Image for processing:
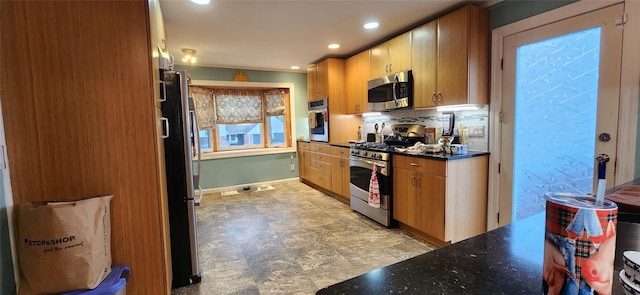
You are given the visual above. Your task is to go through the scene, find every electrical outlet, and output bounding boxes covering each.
[290,164,295,171]
[469,126,485,138]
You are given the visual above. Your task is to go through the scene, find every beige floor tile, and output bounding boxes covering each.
[171,180,436,295]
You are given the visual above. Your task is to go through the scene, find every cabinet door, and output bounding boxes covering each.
[388,32,412,74]
[393,168,417,227]
[369,42,389,78]
[331,155,345,197]
[345,55,358,114]
[417,172,446,240]
[345,51,370,114]
[436,6,470,106]
[341,156,350,197]
[307,65,318,100]
[411,21,438,109]
[299,148,309,180]
[316,59,329,99]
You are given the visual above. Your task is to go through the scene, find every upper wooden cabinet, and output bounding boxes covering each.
[307,58,344,106]
[412,5,489,108]
[345,50,370,114]
[370,32,412,78]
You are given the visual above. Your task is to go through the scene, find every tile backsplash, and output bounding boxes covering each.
[360,105,489,151]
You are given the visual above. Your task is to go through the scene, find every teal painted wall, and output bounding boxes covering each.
[174,65,307,189]
[0,170,16,294]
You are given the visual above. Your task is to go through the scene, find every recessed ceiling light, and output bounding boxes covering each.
[290,66,300,70]
[190,0,210,4]
[328,44,340,49]
[364,22,379,29]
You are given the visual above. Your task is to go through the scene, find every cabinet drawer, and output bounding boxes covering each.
[331,146,349,156]
[310,143,331,153]
[393,155,446,176]
[313,152,331,162]
[422,159,446,176]
[311,159,331,171]
[298,141,310,150]
[393,155,424,172]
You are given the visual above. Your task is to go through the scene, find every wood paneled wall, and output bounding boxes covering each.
[0,1,169,294]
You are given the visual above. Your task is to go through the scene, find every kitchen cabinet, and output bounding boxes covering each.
[308,58,344,103]
[149,0,168,56]
[393,155,488,244]
[370,32,412,79]
[297,141,311,181]
[330,146,350,199]
[412,5,489,108]
[1,1,170,293]
[309,142,332,191]
[345,50,370,114]
[307,58,357,143]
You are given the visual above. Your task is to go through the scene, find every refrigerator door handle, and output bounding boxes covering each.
[161,117,169,139]
[186,198,200,276]
[159,80,167,102]
[190,109,203,205]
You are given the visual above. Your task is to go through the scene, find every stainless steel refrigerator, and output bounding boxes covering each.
[159,69,202,288]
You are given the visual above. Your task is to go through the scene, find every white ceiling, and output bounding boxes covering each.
[160,0,489,73]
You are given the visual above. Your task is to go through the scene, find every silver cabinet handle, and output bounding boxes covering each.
[161,117,169,139]
[416,177,420,188]
[410,163,420,167]
[410,176,415,186]
[159,80,166,102]
[432,93,437,104]
[437,92,443,103]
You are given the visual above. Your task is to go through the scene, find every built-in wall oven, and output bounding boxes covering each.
[308,98,328,142]
[349,144,393,227]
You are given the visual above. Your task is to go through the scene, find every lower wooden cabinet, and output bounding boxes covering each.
[330,146,350,200]
[393,154,488,243]
[298,142,350,200]
[298,142,311,181]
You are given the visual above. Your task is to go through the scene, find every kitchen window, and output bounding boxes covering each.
[191,86,291,153]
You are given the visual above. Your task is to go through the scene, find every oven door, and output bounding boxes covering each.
[349,156,390,209]
[309,110,328,142]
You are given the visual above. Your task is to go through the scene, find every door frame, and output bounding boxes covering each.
[487,0,640,230]
[0,100,19,288]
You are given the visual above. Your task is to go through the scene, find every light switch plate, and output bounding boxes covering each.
[469,126,485,138]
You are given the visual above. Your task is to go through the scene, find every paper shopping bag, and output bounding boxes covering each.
[17,195,113,294]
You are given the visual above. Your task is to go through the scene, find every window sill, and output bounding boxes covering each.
[198,147,297,160]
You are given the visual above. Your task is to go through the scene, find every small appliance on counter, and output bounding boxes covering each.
[441,111,461,144]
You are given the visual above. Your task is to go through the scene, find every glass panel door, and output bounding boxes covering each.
[499,4,623,224]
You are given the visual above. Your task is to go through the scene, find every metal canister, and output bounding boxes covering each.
[542,193,618,295]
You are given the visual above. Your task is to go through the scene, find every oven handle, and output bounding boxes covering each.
[350,156,389,176]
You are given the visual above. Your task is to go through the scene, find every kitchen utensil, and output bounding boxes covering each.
[381,123,385,134]
[374,123,379,134]
[596,154,610,206]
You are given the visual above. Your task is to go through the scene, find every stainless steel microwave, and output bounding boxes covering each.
[367,70,412,112]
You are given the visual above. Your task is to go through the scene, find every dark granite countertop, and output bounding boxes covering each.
[391,150,489,161]
[317,213,638,294]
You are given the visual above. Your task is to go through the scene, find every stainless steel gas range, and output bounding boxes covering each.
[349,143,394,227]
[348,124,427,227]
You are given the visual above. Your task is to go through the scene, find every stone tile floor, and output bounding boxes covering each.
[171,180,436,295]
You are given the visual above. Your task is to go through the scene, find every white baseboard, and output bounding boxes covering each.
[196,177,299,195]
